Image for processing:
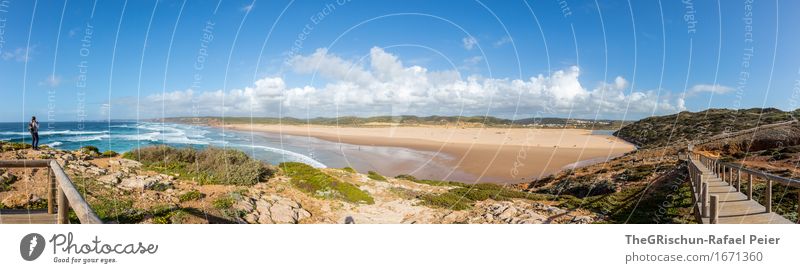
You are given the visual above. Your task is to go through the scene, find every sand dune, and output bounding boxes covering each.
[223,124,636,183]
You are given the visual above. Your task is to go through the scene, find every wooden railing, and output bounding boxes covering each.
[690,153,800,223]
[0,160,102,224]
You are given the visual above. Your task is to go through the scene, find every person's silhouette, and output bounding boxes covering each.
[29,116,39,150]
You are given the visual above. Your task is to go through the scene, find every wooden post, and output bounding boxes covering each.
[710,195,719,224]
[695,168,701,202]
[736,169,741,192]
[723,166,728,182]
[702,182,709,218]
[747,173,753,200]
[57,186,69,224]
[47,167,56,214]
[765,179,772,213]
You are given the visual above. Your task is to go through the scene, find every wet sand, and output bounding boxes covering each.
[222,124,636,183]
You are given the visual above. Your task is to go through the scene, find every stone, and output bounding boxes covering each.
[86,166,107,176]
[244,213,258,224]
[29,194,42,203]
[571,216,593,224]
[255,199,271,216]
[297,209,311,221]
[269,201,297,224]
[257,214,273,224]
[497,206,518,220]
[1,173,17,184]
[119,176,155,191]
[235,199,255,213]
[111,159,142,169]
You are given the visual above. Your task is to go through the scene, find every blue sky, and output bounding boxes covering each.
[0,0,798,122]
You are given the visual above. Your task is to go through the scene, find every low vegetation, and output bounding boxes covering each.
[342,167,356,173]
[615,108,799,148]
[212,195,235,209]
[395,174,467,187]
[420,182,553,210]
[279,162,374,204]
[101,150,119,158]
[367,171,386,181]
[179,190,204,202]
[0,141,32,151]
[123,145,273,186]
[80,145,100,154]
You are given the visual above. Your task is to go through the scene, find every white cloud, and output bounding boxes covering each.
[494,36,513,47]
[462,36,478,50]
[241,3,254,12]
[40,75,61,87]
[688,84,734,95]
[135,47,684,119]
[1,46,35,62]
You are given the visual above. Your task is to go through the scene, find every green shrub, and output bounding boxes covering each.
[102,150,119,158]
[395,174,417,181]
[616,165,654,182]
[179,190,204,202]
[419,192,473,210]
[367,171,386,181]
[125,145,273,185]
[280,162,374,204]
[88,196,144,223]
[396,175,468,187]
[419,183,552,210]
[80,145,100,154]
[0,173,17,192]
[1,142,32,151]
[212,195,235,209]
[342,167,356,173]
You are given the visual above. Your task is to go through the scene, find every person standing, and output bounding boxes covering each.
[29,116,39,150]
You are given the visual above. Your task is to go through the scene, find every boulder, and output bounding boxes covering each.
[1,172,17,184]
[269,202,296,224]
[497,206,518,220]
[244,213,258,224]
[97,172,124,184]
[110,159,142,169]
[119,176,155,191]
[297,209,311,222]
[255,199,271,216]
[86,166,108,176]
[235,199,255,213]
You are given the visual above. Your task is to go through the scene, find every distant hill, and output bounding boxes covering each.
[613,108,799,148]
[161,115,629,130]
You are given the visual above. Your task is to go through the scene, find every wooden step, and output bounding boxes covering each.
[0,210,58,224]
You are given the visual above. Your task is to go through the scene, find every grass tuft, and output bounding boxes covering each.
[124,145,273,186]
[280,162,374,204]
[367,171,386,181]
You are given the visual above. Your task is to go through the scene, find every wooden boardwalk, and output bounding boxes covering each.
[0,209,58,224]
[688,156,793,224]
[0,160,102,224]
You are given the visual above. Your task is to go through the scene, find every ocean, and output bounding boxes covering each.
[0,121,325,167]
[0,121,464,181]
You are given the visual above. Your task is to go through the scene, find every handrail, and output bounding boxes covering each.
[0,159,102,224]
[689,150,800,223]
[695,153,800,187]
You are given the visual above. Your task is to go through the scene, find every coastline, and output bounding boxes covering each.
[217,123,636,183]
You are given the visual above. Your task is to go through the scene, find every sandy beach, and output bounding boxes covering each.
[221,124,636,183]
